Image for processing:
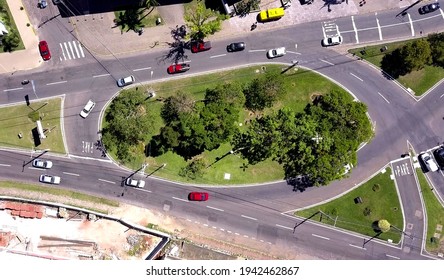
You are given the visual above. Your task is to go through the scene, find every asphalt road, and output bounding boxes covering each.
[1,6,444,259]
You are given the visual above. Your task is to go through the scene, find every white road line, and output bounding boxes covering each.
[276,224,293,230]
[241,215,257,221]
[212,226,217,229]
[186,219,192,222]
[312,234,330,240]
[377,92,390,103]
[3,87,23,92]
[260,240,264,242]
[73,41,80,58]
[375,13,383,41]
[350,73,363,81]
[321,24,327,38]
[441,8,444,19]
[440,93,444,98]
[227,230,232,233]
[336,25,341,37]
[46,81,67,86]
[319,59,334,66]
[235,232,240,235]
[349,243,366,250]
[286,51,301,55]
[243,235,249,238]
[60,43,67,60]
[78,42,85,57]
[64,42,71,60]
[408,13,414,37]
[386,254,400,259]
[220,228,225,231]
[93,73,111,78]
[0,164,11,167]
[133,67,152,72]
[172,197,188,202]
[206,205,224,212]
[98,179,115,184]
[248,49,266,52]
[63,172,79,176]
[210,54,226,58]
[351,15,359,44]
[203,224,208,227]
[68,41,75,59]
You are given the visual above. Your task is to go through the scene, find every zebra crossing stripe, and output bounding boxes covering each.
[73,41,80,58]
[60,43,67,60]
[68,41,75,59]
[64,42,71,59]
[78,42,85,58]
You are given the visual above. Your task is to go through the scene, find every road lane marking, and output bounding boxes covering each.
[46,81,67,86]
[440,93,444,98]
[243,235,249,238]
[349,243,367,250]
[350,73,363,81]
[133,67,152,72]
[286,51,301,55]
[78,42,85,58]
[93,73,111,78]
[172,197,188,202]
[377,92,390,103]
[206,205,224,212]
[3,87,23,92]
[248,49,266,52]
[241,215,258,221]
[408,13,414,37]
[210,54,226,58]
[73,41,80,58]
[0,164,11,167]
[351,15,359,44]
[220,228,225,231]
[203,224,208,227]
[276,224,293,230]
[386,254,400,259]
[375,13,383,41]
[64,42,71,60]
[98,179,115,184]
[63,172,79,176]
[320,59,334,66]
[312,234,330,240]
[60,43,67,60]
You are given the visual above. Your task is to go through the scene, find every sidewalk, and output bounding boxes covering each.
[0,0,418,73]
[0,0,41,74]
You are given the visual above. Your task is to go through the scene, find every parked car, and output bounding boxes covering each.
[258,7,285,22]
[191,40,212,53]
[433,147,444,168]
[39,174,61,185]
[117,75,135,87]
[188,192,209,201]
[227,42,246,52]
[418,2,440,14]
[322,35,343,47]
[32,159,53,169]
[80,100,96,118]
[167,63,190,74]
[38,40,51,61]
[125,178,145,188]
[420,152,438,172]
[267,47,286,59]
[38,0,47,9]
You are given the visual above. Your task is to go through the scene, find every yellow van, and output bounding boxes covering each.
[258,7,285,22]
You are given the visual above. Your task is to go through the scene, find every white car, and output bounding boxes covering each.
[80,100,96,118]
[420,152,438,172]
[39,174,61,185]
[322,35,343,47]
[117,75,135,87]
[125,178,145,188]
[267,47,286,59]
[32,159,53,169]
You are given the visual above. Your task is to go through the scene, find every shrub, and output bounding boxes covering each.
[372,184,380,192]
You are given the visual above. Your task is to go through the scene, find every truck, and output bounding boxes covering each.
[191,40,212,53]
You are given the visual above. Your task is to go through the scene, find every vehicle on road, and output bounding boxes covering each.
[167,63,191,74]
[125,178,145,188]
[191,40,212,53]
[420,152,439,172]
[433,147,444,168]
[267,47,286,58]
[39,174,61,185]
[258,7,285,22]
[188,192,209,201]
[322,35,343,47]
[32,159,53,169]
[117,75,135,87]
[227,42,246,52]
[80,100,96,118]
[38,40,51,61]
[418,2,440,14]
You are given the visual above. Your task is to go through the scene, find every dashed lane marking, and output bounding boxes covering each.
[172,197,188,202]
[206,206,224,212]
[98,179,115,184]
[241,215,257,221]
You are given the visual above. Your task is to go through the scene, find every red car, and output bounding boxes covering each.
[191,40,212,53]
[38,40,51,61]
[167,63,191,74]
[188,192,209,201]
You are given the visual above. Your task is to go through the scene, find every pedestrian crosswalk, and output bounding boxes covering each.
[322,20,340,39]
[59,40,86,61]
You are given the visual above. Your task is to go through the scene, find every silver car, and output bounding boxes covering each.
[125,178,145,188]
[267,47,286,59]
[322,35,343,47]
[39,174,61,185]
[80,100,96,118]
[117,75,135,87]
[32,159,53,169]
[420,152,438,172]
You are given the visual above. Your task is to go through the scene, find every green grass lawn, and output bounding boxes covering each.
[103,64,348,185]
[0,0,25,53]
[416,170,444,254]
[0,98,65,153]
[294,167,403,243]
[349,40,444,96]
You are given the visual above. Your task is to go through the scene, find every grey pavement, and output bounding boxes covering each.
[0,0,421,72]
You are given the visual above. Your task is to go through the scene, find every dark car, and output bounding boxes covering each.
[188,192,209,201]
[227,42,246,52]
[434,147,444,168]
[38,40,51,61]
[419,2,440,14]
[167,63,191,74]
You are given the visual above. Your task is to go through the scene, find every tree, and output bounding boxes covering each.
[244,71,285,111]
[161,91,195,123]
[2,32,20,52]
[378,219,391,233]
[427,33,444,67]
[235,0,261,17]
[184,0,225,40]
[399,39,432,73]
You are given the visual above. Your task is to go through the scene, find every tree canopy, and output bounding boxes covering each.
[184,0,225,40]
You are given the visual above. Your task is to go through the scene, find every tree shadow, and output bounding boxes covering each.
[380,48,407,79]
[287,175,314,192]
[158,25,190,64]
